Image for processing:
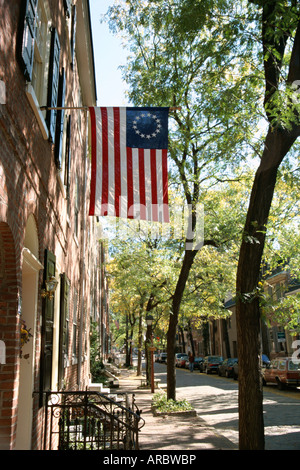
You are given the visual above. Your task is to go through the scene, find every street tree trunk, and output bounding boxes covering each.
[167,249,197,400]
[236,128,300,449]
[236,8,300,449]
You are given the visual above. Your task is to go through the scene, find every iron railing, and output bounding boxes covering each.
[42,390,145,450]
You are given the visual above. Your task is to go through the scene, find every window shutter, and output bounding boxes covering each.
[19,0,38,81]
[54,68,66,168]
[46,28,61,143]
[40,249,56,397]
[70,5,77,70]
[58,273,69,389]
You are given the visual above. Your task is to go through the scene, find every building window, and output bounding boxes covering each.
[72,322,77,359]
[31,1,50,109]
[72,288,78,362]
[19,0,61,141]
[75,174,79,237]
[57,112,72,198]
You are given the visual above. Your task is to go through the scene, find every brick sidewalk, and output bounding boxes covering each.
[117,371,238,451]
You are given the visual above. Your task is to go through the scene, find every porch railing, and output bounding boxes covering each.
[42,390,145,450]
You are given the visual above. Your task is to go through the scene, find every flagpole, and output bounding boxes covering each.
[40,106,182,111]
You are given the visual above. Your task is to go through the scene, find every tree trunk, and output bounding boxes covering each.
[222,318,231,358]
[137,307,143,376]
[167,249,197,400]
[236,127,300,450]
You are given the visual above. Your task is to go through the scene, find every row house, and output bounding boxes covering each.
[201,269,299,360]
[0,0,109,450]
[178,269,299,361]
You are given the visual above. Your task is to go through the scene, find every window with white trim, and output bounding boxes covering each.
[31,1,50,109]
[19,0,61,141]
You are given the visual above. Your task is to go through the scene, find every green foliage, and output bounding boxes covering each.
[104,0,300,343]
[152,390,193,412]
[90,322,106,382]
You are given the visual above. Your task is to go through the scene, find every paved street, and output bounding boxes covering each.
[153,361,300,450]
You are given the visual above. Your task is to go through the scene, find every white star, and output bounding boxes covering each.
[132,112,163,140]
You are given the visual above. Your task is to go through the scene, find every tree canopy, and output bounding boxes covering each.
[104,0,300,450]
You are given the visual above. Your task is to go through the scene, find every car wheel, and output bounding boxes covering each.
[276,378,286,390]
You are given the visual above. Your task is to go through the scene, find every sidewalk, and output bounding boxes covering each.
[117,369,238,451]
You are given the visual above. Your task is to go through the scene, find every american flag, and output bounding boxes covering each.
[88,107,170,223]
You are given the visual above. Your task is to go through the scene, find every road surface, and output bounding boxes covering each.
[152,361,300,450]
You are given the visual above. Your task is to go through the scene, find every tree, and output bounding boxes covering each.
[236,1,300,449]
[106,2,300,448]
[106,0,261,401]
[108,228,175,375]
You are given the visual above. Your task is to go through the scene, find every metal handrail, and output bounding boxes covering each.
[42,390,145,450]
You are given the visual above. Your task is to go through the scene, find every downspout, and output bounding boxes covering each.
[78,108,88,388]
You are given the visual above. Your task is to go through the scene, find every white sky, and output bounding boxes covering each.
[90,0,131,106]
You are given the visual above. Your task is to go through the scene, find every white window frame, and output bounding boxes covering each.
[57,113,69,196]
[25,0,51,139]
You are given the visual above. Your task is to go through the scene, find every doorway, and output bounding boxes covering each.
[15,216,42,449]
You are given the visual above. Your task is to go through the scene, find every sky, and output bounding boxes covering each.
[89,1,130,106]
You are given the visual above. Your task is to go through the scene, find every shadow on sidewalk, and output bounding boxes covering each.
[117,370,237,451]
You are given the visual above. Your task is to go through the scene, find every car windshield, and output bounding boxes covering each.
[288,360,300,371]
[208,356,222,361]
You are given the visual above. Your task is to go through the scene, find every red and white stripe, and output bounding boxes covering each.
[89,107,169,222]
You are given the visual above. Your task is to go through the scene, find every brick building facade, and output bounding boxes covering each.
[0,0,108,450]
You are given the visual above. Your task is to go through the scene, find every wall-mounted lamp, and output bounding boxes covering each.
[41,276,58,300]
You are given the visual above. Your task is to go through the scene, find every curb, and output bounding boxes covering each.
[151,406,197,417]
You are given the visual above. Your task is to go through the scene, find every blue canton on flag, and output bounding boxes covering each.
[89,106,170,223]
[126,107,169,149]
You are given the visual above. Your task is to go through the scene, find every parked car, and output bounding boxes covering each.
[233,361,239,380]
[184,356,204,370]
[178,354,189,368]
[218,358,238,378]
[202,356,223,374]
[233,355,270,380]
[194,357,204,370]
[158,352,167,363]
[262,357,300,390]
[175,353,188,367]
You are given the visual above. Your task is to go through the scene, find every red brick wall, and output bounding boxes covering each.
[0,0,96,450]
[0,223,19,450]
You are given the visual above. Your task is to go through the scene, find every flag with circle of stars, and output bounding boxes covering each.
[89,106,170,223]
[126,107,169,149]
